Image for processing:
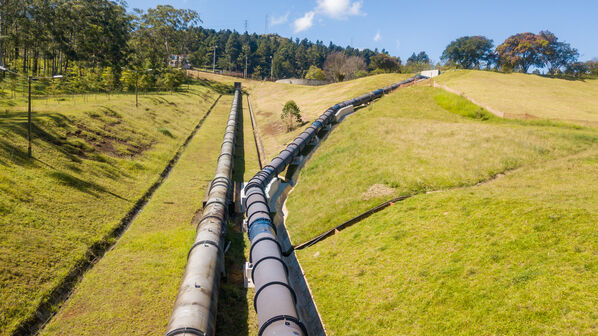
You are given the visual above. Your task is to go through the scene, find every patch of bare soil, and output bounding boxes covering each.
[362,184,395,200]
[262,121,284,136]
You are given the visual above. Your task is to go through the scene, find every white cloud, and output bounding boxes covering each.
[316,0,363,19]
[374,31,381,42]
[292,0,363,33]
[293,11,315,33]
[270,12,289,26]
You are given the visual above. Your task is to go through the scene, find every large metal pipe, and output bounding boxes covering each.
[245,76,421,336]
[166,84,242,336]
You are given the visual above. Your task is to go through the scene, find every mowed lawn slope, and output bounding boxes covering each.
[298,149,598,335]
[285,86,598,244]
[189,71,411,158]
[41,96,233,335]
[286,85,598,334]
[435,70,598,123]
[0,83,227,335]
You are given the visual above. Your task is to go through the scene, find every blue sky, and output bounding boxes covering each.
[125,0,598,63]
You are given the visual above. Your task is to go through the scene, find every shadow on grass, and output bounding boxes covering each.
[193,78,235,95]
[49,171,130,201]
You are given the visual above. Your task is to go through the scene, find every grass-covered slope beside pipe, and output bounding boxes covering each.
[243,76,422,336]
[165,86,241,336]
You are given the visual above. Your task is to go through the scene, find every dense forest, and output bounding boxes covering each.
[0,0,596,97]
[0,0,402,94]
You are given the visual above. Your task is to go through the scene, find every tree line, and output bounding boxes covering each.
[0,0,595,95]
[441,32,597,76]
[0,1,404,93]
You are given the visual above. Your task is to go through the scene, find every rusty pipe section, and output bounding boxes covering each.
[166,84,242,336]
[244,76,422,336]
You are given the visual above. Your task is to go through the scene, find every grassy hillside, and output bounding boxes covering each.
[285,86,598,244]
[435,70,598,124]
[297,149,598,335]
[41,96,237,335]
[0,83,228,335]
[189,71,411,159]
[283,85,598,334]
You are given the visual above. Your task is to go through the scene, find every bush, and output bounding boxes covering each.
[305,65,326,81]
[281,100,303,131]
[354,70,369,79]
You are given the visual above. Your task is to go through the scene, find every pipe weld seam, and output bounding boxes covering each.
[218,152,233,161]
[248,217,277,232]
[257,315,308,336]
[165,327,206,336]
[247,210,271,224]
[253,281,297,314]
[249,237,282,263]
[187,240,223,259]
[205,199,227,208]
[197,215,224,230]
[251,256,289,282]
[246,199,270,214]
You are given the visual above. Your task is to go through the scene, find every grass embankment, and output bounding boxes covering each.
[0,82,228,335]
[189,70,411,159]
[435,70,598,124]
[286,86,598,244]
[284,86,598,334]
[41,96,234,335]
[298,151,598,335]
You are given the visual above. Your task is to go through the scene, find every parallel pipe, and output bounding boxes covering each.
[244,76,422,336]
[166,84,242,336]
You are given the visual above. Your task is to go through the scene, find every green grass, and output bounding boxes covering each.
[283,84,598,335]
[190,71,412,159]
[435,70,598,124]
[285,86,598,245]
[0,81,226,335]
[40,96,233,335]
[297,149,598,335]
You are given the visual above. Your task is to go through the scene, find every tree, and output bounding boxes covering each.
[565,62,588,78]
[536,31,579,74]
[441,36,494,69]
[341,56,367,80]
[405,51,431,72]
[496,32,546,73]
[586,58,598,77]
[369,53,401,73]
[305,65,326,80]
[281,100,303,131]
[323,52,347,82]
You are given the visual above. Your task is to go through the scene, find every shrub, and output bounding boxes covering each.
[281,100,303,131]
[305,65,326,81]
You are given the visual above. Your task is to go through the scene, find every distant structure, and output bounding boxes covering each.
[421,69,440,78]
[275,78,330,86]
[169,54,191,69]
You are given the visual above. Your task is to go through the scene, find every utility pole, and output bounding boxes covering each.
[270,55,273,80]
[212,46,217,73]
[245,54,248,78]
[135,75,139,108]
[0,66,62,158]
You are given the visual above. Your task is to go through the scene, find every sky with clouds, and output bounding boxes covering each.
[126,0,598,62]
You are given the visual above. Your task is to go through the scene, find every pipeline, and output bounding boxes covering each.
[244,75,424,336]
[165,83,242,336]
